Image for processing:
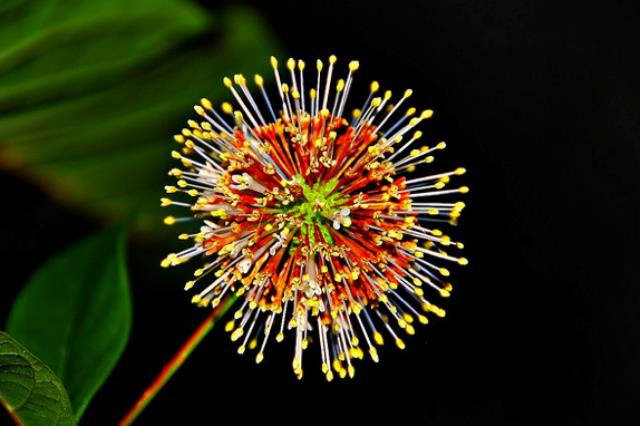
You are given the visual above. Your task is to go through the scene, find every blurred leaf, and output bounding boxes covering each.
[0,4,282,233]
[0,331,76,426]
[6,228,131,420]
[0,0,210,112]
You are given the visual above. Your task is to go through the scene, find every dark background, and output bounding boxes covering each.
[2,0,638,424]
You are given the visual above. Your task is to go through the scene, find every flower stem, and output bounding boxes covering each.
[117,295,236,426]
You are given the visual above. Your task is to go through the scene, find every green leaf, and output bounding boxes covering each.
[0,331,76,426]
[0,0,210,112]
[6,228,131,420]
[0,4,282,233]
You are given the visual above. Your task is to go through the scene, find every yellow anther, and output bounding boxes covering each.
[384,90,392,100]
[276,332,284,342]
[439,267,450,277]
[459,186,470,193]
[223,77,232,88]
[425,156,434,163]
[191,294,201,304]
[352,108,361,119]
[370,81,380,93]
[249,339,258,350]
[221,102,233,114]
[224,321,235,332]
[254,74,264,87]
[407,165,416,172]
[421,109,434,119]
[418,315,429,325]
[160,198,172,207]
[440,289,451,298]
[237,345,245,355]
[316,59,323,71]
[349,60,360,72]
[455,167,467,175]
[406,107,416,116]
[163,216,176,226]
[437,141,447,150]
[298,59,305,70]
[201,98,212,109]
[406,324,416,335]
[404,89,413,98]
[369,347,380,363]
[373,331,384,346]
[396,338,406,350]
[371,97,382,107]
[458,257,469,265]
[231,328,244,341]
[255,352,264,364]
[409,117,420,126]
[234,74,246,85]
[287,57,296,70]
[348,365,355,378]
[173,134,185,143]
[184,280,195,290]
[336,79,345,92]
[329,54,337,64]
[270,56,278,68]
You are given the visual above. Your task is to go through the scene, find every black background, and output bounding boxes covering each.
[1,0,638,425]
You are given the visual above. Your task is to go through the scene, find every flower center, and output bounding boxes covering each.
[286,175,348,246]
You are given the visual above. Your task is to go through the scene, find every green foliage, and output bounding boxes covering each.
[0,331,76,426]
[0,2,282,233]
[6,228,131,420]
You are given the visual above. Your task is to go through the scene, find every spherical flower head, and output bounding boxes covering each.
[162,56,468,380]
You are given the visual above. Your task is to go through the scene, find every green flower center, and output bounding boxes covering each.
[287,175,348,246]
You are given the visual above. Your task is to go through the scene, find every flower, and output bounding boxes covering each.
[161,56,468,380]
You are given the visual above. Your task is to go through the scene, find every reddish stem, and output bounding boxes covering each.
[117,296,236,426]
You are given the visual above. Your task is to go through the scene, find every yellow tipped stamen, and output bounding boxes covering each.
[221,102,233,115]
[421,109,434,119]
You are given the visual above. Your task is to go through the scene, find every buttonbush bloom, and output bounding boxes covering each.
[162,56,468,380]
